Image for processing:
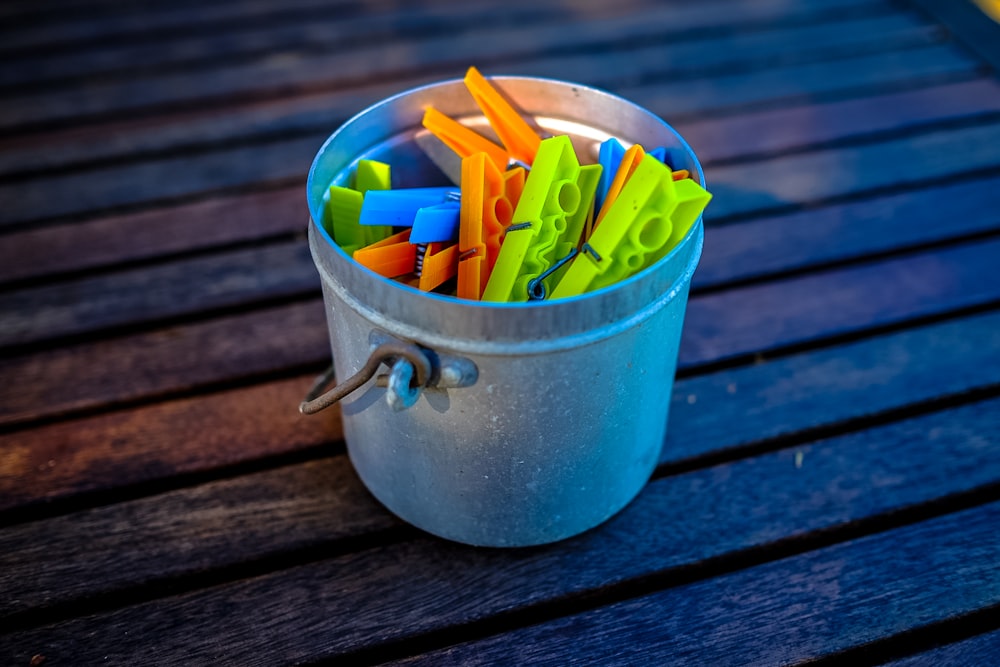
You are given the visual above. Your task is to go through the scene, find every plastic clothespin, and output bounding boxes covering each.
[417,242,460,292]
[358,187,457,228]
[646,147,691,180]
[482,135,600,302]
[411,201,461,243]
[457,153,526,300]
[595,138,626,214]
[326,186,366,255]
[464,66,541,165]
[422,106,509,174]
[594,143,645,231]
[353,229,416,278]
[551,157,711,299]
[355,160,393,245]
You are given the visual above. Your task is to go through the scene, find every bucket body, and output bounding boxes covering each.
[306,77,704,546]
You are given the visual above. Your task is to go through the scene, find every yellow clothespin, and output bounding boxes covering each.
[482,135,600,302]
[464,66,542,166]
[457,153,525,300]
[551,158,711,299]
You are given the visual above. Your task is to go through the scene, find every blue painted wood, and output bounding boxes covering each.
[3,399,999,663]
[388,501,1000,666]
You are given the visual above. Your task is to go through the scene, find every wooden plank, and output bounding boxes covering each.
[621,43,978,119]
[0,374,342,515]
[881,629,1000,666]
[0,185,306,286]
[0,300,329,427]
[0,0,463,53]
[0,0,673,88]
[2,400,998,662]
[0,135,319,227]
[0,241,319,349]
[3,238,999,428]
[0,7,918,96]
[387,502,1000,666]
[692,173,1000,288]
[0,6,954,134]
[682,236,1000,365]
[706,121,1000,220]
[680,77,1000,164]
[665,309,1000,465]
[3,305,997,519]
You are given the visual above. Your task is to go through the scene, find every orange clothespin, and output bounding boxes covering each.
[418,242,460,292]
[422,106,509,174]
[464,66,541,165]
[458,153,526,300]
[352,229,415,278]
[593,143,645,231]
[672,169,691,181]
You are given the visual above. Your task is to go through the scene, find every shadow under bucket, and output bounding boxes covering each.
[305,76,705,547]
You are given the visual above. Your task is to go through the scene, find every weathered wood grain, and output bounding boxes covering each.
[0,9,960,135]
[0,185,305,286]
[0,300,329,426]
[2,400,997,662]
[0,241,319,349]
[0,7,923,97]
[705,120,1000,220]
[693,173,1000,287]
[680,237,1000,366]
[665,308,1000,465]
[389,501,1000,666]
[0,374,341,513]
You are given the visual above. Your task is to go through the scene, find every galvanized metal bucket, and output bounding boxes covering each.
[304,76,705,547]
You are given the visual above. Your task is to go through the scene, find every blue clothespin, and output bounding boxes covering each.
[595,138,626,213]
[648,146,688,172]
[410,201,461,243]
[358,187,459,228]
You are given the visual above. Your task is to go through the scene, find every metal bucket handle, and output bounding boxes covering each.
[300,336,478,414]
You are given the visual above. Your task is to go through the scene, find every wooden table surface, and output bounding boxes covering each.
[2,0,1000,664]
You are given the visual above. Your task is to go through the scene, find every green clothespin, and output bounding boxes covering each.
[551,157,711,299]
[324,159,393,255]
[482,135,601,302]
[355,159,392,245]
